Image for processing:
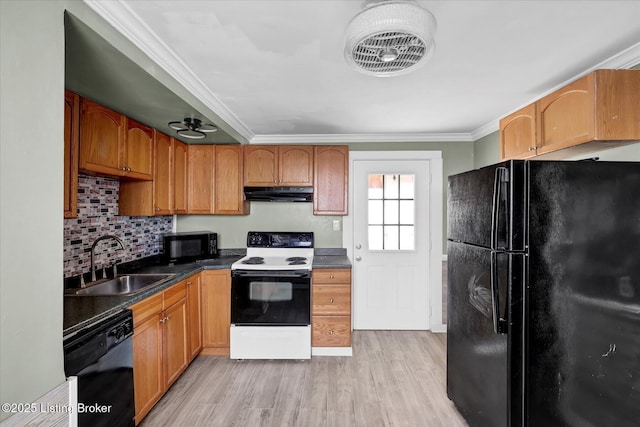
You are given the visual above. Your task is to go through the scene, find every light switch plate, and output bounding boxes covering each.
[332,220,341,231]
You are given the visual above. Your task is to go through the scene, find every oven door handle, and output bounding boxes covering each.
[231,270,311,278]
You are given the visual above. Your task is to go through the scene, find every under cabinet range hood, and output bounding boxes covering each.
[244,186,313,202]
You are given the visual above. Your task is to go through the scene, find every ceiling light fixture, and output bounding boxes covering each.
[344,0,437,77]
[168,117,218,140]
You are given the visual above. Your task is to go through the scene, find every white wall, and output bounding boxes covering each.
[0,1,66,420]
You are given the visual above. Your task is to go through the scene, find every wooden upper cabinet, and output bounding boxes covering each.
[79,98,153,180]
[279,145,313,186]
[153,132,173,215]
[499,103,537,160]
[243,145,278,185]
[187,144,215,214]
[537,69,640,157]
[500,69,640,160]
[64,90,79,219]
[244,145,313,186]
[215,145,249,215]
[79,98,125,176]
[314,145,348,215]
[124,119,154,180]
[173,141,188,214]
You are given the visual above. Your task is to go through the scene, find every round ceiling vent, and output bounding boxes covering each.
[344,1,437,77]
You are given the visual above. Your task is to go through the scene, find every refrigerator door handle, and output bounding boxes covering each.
[491,167,509,251]
[490,251,508,334]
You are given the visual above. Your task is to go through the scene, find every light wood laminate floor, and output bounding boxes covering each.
[141,331,467,427]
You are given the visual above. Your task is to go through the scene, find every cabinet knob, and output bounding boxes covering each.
[329,274,335,279]
[355,256,362,262]
[187,281,192,285]
[330,298,334,303]
[127,167,132,171]
[155,207,160,211]
[329,331,334,335]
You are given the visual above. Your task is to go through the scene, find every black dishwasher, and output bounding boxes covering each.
[64,309,135,427]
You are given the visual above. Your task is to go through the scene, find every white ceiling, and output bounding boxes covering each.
[86,0,640,144]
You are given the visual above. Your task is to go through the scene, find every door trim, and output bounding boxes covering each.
[344,151,444,332]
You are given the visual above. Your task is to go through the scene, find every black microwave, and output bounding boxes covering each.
[162,231,217,264]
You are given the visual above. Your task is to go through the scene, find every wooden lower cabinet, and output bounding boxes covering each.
[163,297,188,388]
[130,276,199,424]
[200,270,231,355]
[312,269,352,347]
[186,274,202,360]
[131,303,164,424]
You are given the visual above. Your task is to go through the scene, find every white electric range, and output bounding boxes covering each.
[230,231,313,360]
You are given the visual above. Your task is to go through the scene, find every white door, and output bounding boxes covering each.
[352,159,431,330]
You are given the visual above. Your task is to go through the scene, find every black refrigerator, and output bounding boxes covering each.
[446,160,640,427]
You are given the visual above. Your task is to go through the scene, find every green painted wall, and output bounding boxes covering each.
[176,141,475,252]
[0,1,66,420]
[474,132,500,168]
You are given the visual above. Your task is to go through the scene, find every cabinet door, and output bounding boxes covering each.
[536,73,595,156]
[124,119,154,180]
[163,298,189,389]
[186,275,202,361]
[243,145,278,186]
[499,103,537,160]
[215,145,249,215]
[187,144,215,214]
[79,99,125,176]
[173,140,188,214]
[64,90,79,219]
[132,313,164,424]
[313,145,349,215]
[154,132,173,215]
[279,145,313,186]
[201,270,230,354]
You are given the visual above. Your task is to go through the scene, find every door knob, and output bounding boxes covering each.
[355,256,362,261]
[355,244,362,250]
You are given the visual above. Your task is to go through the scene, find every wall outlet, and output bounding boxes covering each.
[332,220,341,231]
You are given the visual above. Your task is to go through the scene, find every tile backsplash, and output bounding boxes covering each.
[63,175,173,278]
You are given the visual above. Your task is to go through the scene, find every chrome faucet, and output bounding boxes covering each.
[90,235,125,282]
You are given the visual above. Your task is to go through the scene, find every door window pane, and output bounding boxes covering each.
[368,200,383,224]
[384,226,399,250]
[367,174,415,251]
[384,200,399,224]
[368,225,383,250]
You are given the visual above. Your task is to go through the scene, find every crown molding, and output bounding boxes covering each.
[250,132,474,144]
[83,0,255,143]
[82,1,640,146]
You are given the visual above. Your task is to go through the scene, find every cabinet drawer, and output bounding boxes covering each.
[312,269,351,284]
[130,293,163,327]
[163,281,187,309]
[312,285,351,315]
[312,316,351,347]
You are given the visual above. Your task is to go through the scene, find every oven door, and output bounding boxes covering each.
[231,270,311,326]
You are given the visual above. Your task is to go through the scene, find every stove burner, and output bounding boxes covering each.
[288,260,308,265]
[242,257,265,265]
[286,257,308,262]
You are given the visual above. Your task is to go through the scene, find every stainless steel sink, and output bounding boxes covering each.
[69,274,176,296]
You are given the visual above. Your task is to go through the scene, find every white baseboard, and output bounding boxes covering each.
[430,323,447,333]
[312,347,353,356]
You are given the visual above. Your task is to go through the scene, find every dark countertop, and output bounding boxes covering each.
[63,250,351,338]
[312,255,352,269]
[63,255,241,338]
